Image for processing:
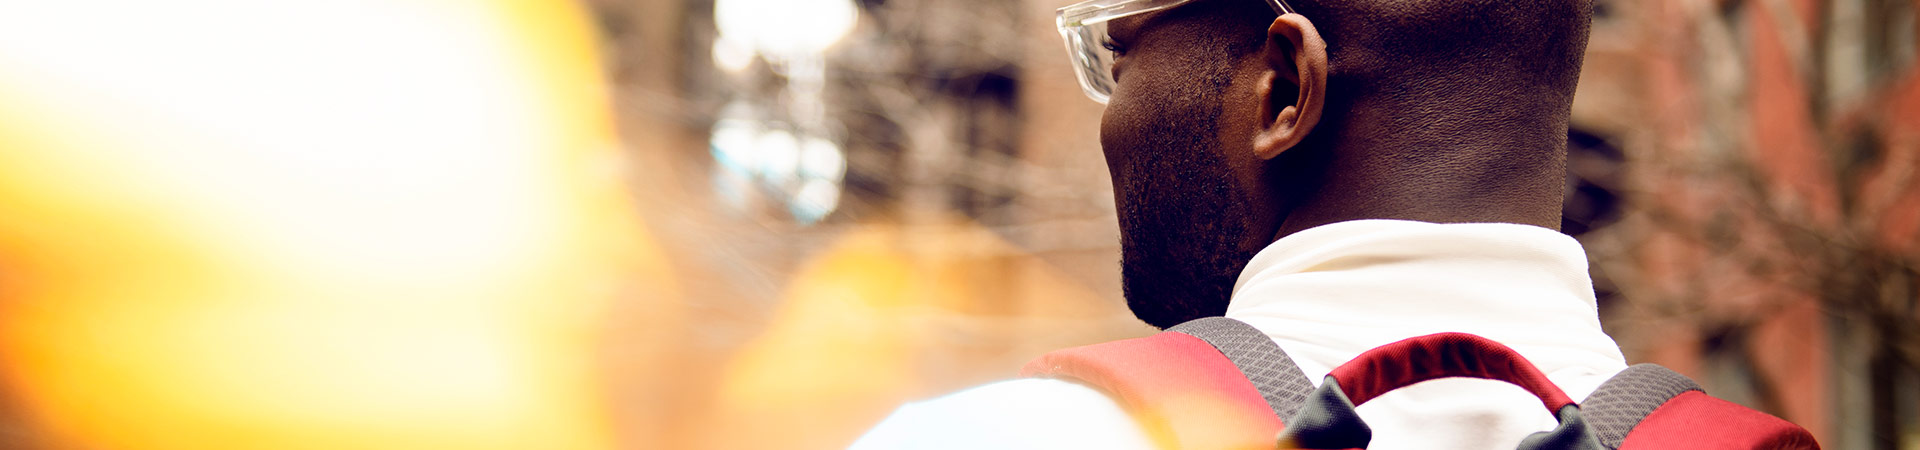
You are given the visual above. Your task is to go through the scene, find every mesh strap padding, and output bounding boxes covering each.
[1169,317,1315,421]
[1579,363,1702,448]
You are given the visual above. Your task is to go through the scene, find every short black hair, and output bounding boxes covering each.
[1293,0,1594,96]
[1204,0,1594,100]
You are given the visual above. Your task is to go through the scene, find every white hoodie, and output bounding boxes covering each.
[854,220,1628,450]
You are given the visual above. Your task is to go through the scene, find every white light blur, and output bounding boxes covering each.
[709,117,762,173]
[711,37,756,72]
[792,178,842,225]
[756,129,802,186]
[707,110,846,224]
[709,117,762,213]
[798,135,847,182]
[713,0,858,59]
[706,0,853,225]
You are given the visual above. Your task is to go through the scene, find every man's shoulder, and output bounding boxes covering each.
[850,378,1153,449]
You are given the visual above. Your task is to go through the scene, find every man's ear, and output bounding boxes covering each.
[1252,14,1327,160]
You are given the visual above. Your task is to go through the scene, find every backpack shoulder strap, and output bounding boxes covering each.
[1020,317,1313,449]
[1582,364,1819,449]
[1167,316,1318,420]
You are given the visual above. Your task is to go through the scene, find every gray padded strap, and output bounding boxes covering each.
[1168,317,1316,421]
[1579,363,1703,448]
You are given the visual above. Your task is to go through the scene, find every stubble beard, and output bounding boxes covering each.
[1113,86,1260,330]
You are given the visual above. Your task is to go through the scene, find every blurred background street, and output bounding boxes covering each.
[0,0,1916,449]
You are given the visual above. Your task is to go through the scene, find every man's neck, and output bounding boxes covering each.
[1273,91,1571,240]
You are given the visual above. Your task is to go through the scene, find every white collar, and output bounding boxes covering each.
[1225,219,1627,397]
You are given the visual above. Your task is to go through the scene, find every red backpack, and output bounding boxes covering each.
[1021,317,1820,449]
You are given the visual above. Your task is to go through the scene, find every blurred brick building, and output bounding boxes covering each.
[1570,0,1919,448]
[593,0,1920,448]
[1574,0,1920,446]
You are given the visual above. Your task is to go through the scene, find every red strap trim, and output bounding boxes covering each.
[1021,331,1283,449]
[1327,332,1575,412]
[1619,391,1820,449]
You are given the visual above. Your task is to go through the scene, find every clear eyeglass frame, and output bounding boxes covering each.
[1056,0,1296,104]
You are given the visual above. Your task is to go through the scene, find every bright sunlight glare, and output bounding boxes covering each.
[0,1,661,449]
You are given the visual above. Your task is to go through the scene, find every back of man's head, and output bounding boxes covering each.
[1094,0,1596,329]
[1295,0,1592,105]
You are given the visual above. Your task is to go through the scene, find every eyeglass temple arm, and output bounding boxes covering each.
[1266,0,1295,15]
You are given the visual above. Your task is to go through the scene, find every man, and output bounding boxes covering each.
[857,0,1621,448]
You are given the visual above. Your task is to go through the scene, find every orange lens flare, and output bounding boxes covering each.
[0,1,654,449]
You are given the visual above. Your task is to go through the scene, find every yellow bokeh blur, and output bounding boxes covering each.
[0,1,663,448]
[698,219,1142,448]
